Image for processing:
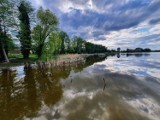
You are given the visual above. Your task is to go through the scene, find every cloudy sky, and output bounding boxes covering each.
[28,0,160,50]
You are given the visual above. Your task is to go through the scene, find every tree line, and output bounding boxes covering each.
[123,48,151,52]
[0,0,107,62]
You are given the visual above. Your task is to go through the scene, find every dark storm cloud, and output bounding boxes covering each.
[149,18,160,25]
[136,34,160,41]
[69,0,88,5]
[56,0,160,41]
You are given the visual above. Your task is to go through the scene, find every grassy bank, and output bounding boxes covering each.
[0,54,85,68]
[0,54,37,68]
[0,53,109,69]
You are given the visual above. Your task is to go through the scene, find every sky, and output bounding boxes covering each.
[28,0,160,50]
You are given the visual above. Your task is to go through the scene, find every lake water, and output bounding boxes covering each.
[0,53,160,120]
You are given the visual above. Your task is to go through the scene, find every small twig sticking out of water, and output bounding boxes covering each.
[103,84,106,91]
[103,78,105,83]
[103,78,107,91]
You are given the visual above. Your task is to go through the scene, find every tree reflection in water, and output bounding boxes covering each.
[0,55,106,120]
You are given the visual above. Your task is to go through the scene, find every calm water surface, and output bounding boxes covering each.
[0,53,160,120]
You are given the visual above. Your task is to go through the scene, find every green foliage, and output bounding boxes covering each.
[126,48,151,52]
[32,25,43,55]
[0,0,15,62]
[0,0,15,29]
[1,1,108,62]
[43,31,62,59]
[8,53,37,59]
[4,35,17,51]
[85,42,107,53]
[18,1,32,59]
[70,36,107,54]
[144,48,151,52]
[32,7,58,59]
[37,7,58,26]
[59,31,70,54]
[71,36,85,53]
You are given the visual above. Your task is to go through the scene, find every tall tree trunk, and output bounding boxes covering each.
[0,40,9,62]
[2,44,9,62]
[0,25,9,62]
[37,44,43,59]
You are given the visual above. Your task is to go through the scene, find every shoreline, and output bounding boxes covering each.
[1,52,158,69]
[0,53,107,69]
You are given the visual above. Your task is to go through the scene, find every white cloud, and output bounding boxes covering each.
[87,21,160,49]
[28,0,46,9]
[28,0,160,50]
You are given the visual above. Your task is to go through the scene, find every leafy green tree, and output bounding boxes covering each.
[144,48,151,52]
[32,7,58,59]
[71,36,85,54]
[135,48,143,52]
[59,31,70,54]
[2,34,17,54]
[43,31,61,59]
[0,0,15,62]
[85,42,93,53]
[18,1,33,59]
